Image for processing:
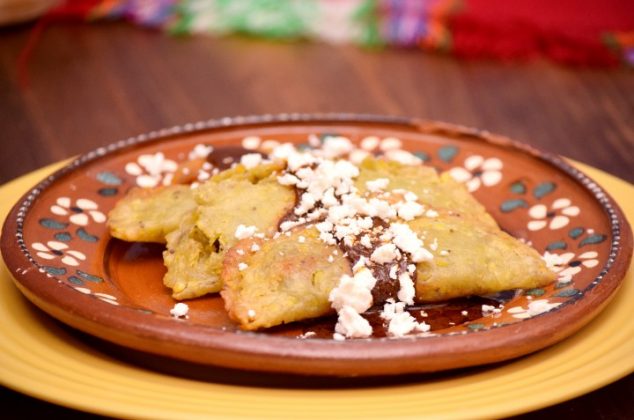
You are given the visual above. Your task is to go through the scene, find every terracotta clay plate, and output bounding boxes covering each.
[2,114,632,376]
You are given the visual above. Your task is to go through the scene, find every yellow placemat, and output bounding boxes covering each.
[0,160,632,419]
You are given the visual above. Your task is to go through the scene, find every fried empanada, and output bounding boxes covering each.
[163,213,225,299]
[221,227,351,330]
[408,214,556,301]
[107,185,196,243]
[355,158,497,227]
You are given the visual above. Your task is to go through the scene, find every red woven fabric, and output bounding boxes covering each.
[449,0,634,65]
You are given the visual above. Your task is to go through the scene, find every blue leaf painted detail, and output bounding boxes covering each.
[438,145,458,163]
[510,181,526,194]
[568,227,584,239]
[525,288,545,297]
[54,232,72,242]
[555,280,573,289]
[76,228,98,243]
[533,182,556,199]
[467,323,485,331]
[39,218,68,230]
[43,266,66,276]
[546,241,567,251]
[554,289,580,298]
[500,199,528,213]
[96,171,122,185]
[98,188,118,197]
[580,234,607,247]
[76,270,103,283]
[414,151,430,162]
[68,276,83,285]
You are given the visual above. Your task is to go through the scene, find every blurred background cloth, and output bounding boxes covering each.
[6,0,634,66]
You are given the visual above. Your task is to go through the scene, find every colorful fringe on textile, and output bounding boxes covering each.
[34,0,634,66]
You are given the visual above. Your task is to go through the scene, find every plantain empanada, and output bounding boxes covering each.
[163,212,225,299]
[221,227,351,330]
[107,185,196,243]
[409,213,556,301]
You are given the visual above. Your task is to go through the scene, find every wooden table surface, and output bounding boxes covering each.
[1,21,632,419]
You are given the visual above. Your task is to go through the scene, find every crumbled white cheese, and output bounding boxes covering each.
[250,243,260,252]
[482,304,501,315]
[379,137,402,151]
[260,139,280,152]
[389,265,398,280]
[236,249,244,256]
[299,331,316,339]
[298,235,306,243]
[247,309,256,319]
[389,223,433,262]
[371,243,400,264]
[321,136,354,158]
[238,263,248,271]
[240,153,262,169]
[188,144,213,160]
[360,235,373,248]
[333,332,346,341]
[170,302,189,318]
[397,272,416,305]
[329,269,377,313]
[277,173,300,186]
[366,178,390,192]
[235,224,257,240]
[384,149,421,165]
[334,306,373,338]
[349,149,370,164]
[425,209,439,218]
[360,136,380,151]
[397,201,424,221]
[241,136,261,150]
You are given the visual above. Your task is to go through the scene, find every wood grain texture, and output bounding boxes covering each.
[0,21,632,418]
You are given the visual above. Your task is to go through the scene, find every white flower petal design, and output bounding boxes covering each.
[526,198,579,231]
[50,197,106,226]
[76,199,98,210]
[529,204,548,219]
[448,167,472,183]
[62,256,79,266]
[464,155,484,171]
[579,251,598,259]
[481,170,502,187]
[50,205,68,216]
[582,260,599,268]
[481,158,503,171]
[66,250,86,260]
[32,242,49,252]
[89,211,107,223]
[36,252,56,260]
[528,220,548,231]
[562,206,580,217]
[449,156,503,192]
[551,198,571,210]
[465,178,481,192]
[549,215,569,230]
[125,162,143,176]
[70,213,89,226]
[47,241,68,251]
